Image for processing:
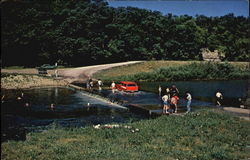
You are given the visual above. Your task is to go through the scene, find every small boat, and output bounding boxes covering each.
[115,81,139,92]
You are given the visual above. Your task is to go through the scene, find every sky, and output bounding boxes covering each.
[107,0,249,17]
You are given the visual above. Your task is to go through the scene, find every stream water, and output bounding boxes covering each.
[1,79,248,142]
[138,80,249,106]
[1,87,145,142]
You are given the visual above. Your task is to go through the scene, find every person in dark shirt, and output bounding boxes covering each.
[170,85,179,98]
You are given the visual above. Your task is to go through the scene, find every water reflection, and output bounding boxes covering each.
[138,80,248,106]
[1,79,247,141]
[1,87,145,142]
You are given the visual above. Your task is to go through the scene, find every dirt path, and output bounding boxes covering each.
[222,107,250,121]
[56,61,142,83]
[2,61,142,83]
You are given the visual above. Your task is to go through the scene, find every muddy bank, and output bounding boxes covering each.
[1,74,68,90]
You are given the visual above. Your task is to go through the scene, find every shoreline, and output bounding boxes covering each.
[2,109,249,160]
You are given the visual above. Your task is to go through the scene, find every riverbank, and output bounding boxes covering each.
[94,61,249,81]
[1,74,68,89]
[1,109,249,160]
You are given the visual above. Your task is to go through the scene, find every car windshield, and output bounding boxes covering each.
[127,84,136,87]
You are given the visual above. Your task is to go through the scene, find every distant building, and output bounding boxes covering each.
[201,48,222,62]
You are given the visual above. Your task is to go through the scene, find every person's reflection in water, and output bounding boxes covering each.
[50,103,55,111]
[87,102,90,111]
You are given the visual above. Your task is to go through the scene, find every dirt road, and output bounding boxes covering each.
[222,107,250,121]
[58,61,142,83]
[2,61,142,83]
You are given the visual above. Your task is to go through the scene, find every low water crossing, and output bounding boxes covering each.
[1,79,248,141]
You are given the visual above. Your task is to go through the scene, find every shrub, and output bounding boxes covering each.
[114,62,249,81]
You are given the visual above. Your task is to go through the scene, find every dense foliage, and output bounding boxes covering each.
[2,110,249,160]
[1,0,249,67]
[104,62,250,81]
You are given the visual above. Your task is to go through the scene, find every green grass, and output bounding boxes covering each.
[1,109,250,160]
[94,61,195,80]
[94,61,249,82]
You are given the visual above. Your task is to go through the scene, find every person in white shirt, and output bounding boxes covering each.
[216,91,223,106]
[186,92,192,113]
[162,94,170,114]
[158,86,162,96]
[97,79,103,90]
[111,81,116,93]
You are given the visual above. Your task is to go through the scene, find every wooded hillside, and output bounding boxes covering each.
[1,0,249,67]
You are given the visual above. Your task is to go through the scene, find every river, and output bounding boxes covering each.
[1,79,248,142]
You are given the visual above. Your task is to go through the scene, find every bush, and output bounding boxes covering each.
[113,62,249,81]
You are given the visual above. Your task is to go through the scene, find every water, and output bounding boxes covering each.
[90,80,248,108]
[95,90,213,110]
[1,80,248,141]
[138,80,248,106]
[1,87,145,142]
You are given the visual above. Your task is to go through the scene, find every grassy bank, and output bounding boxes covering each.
[1,73,68,89]
[94,61,194,79]
[94,61,249,81]
[1,110,249,160]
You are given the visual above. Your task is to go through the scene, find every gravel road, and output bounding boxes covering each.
[2,61,143,83]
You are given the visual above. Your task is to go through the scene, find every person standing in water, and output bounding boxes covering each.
[50,103,55,111]
[171,94,179,113]
[170,85,179,97]
[111,81,116,93]
[186,92,192,113]
[158,85,162,96]
[166,87,171,99]
[216,91,223,106]
[162,94,170,114]
[86,77,92,90]
[89,79,94,89]
[238,98,245,109]
[97,79,103,90]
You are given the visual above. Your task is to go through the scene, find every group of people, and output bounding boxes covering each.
[86,78,119,93]
[160,85,192,114]
[161,86,238,114]
[86,78,103,91]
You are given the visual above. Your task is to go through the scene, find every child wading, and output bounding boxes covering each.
[162,94,170,114]
[171,94,179,113]
[186,92,192,113]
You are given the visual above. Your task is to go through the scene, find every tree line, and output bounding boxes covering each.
[1,0,249,67]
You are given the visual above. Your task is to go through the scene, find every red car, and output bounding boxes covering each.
[115,81,139,92]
